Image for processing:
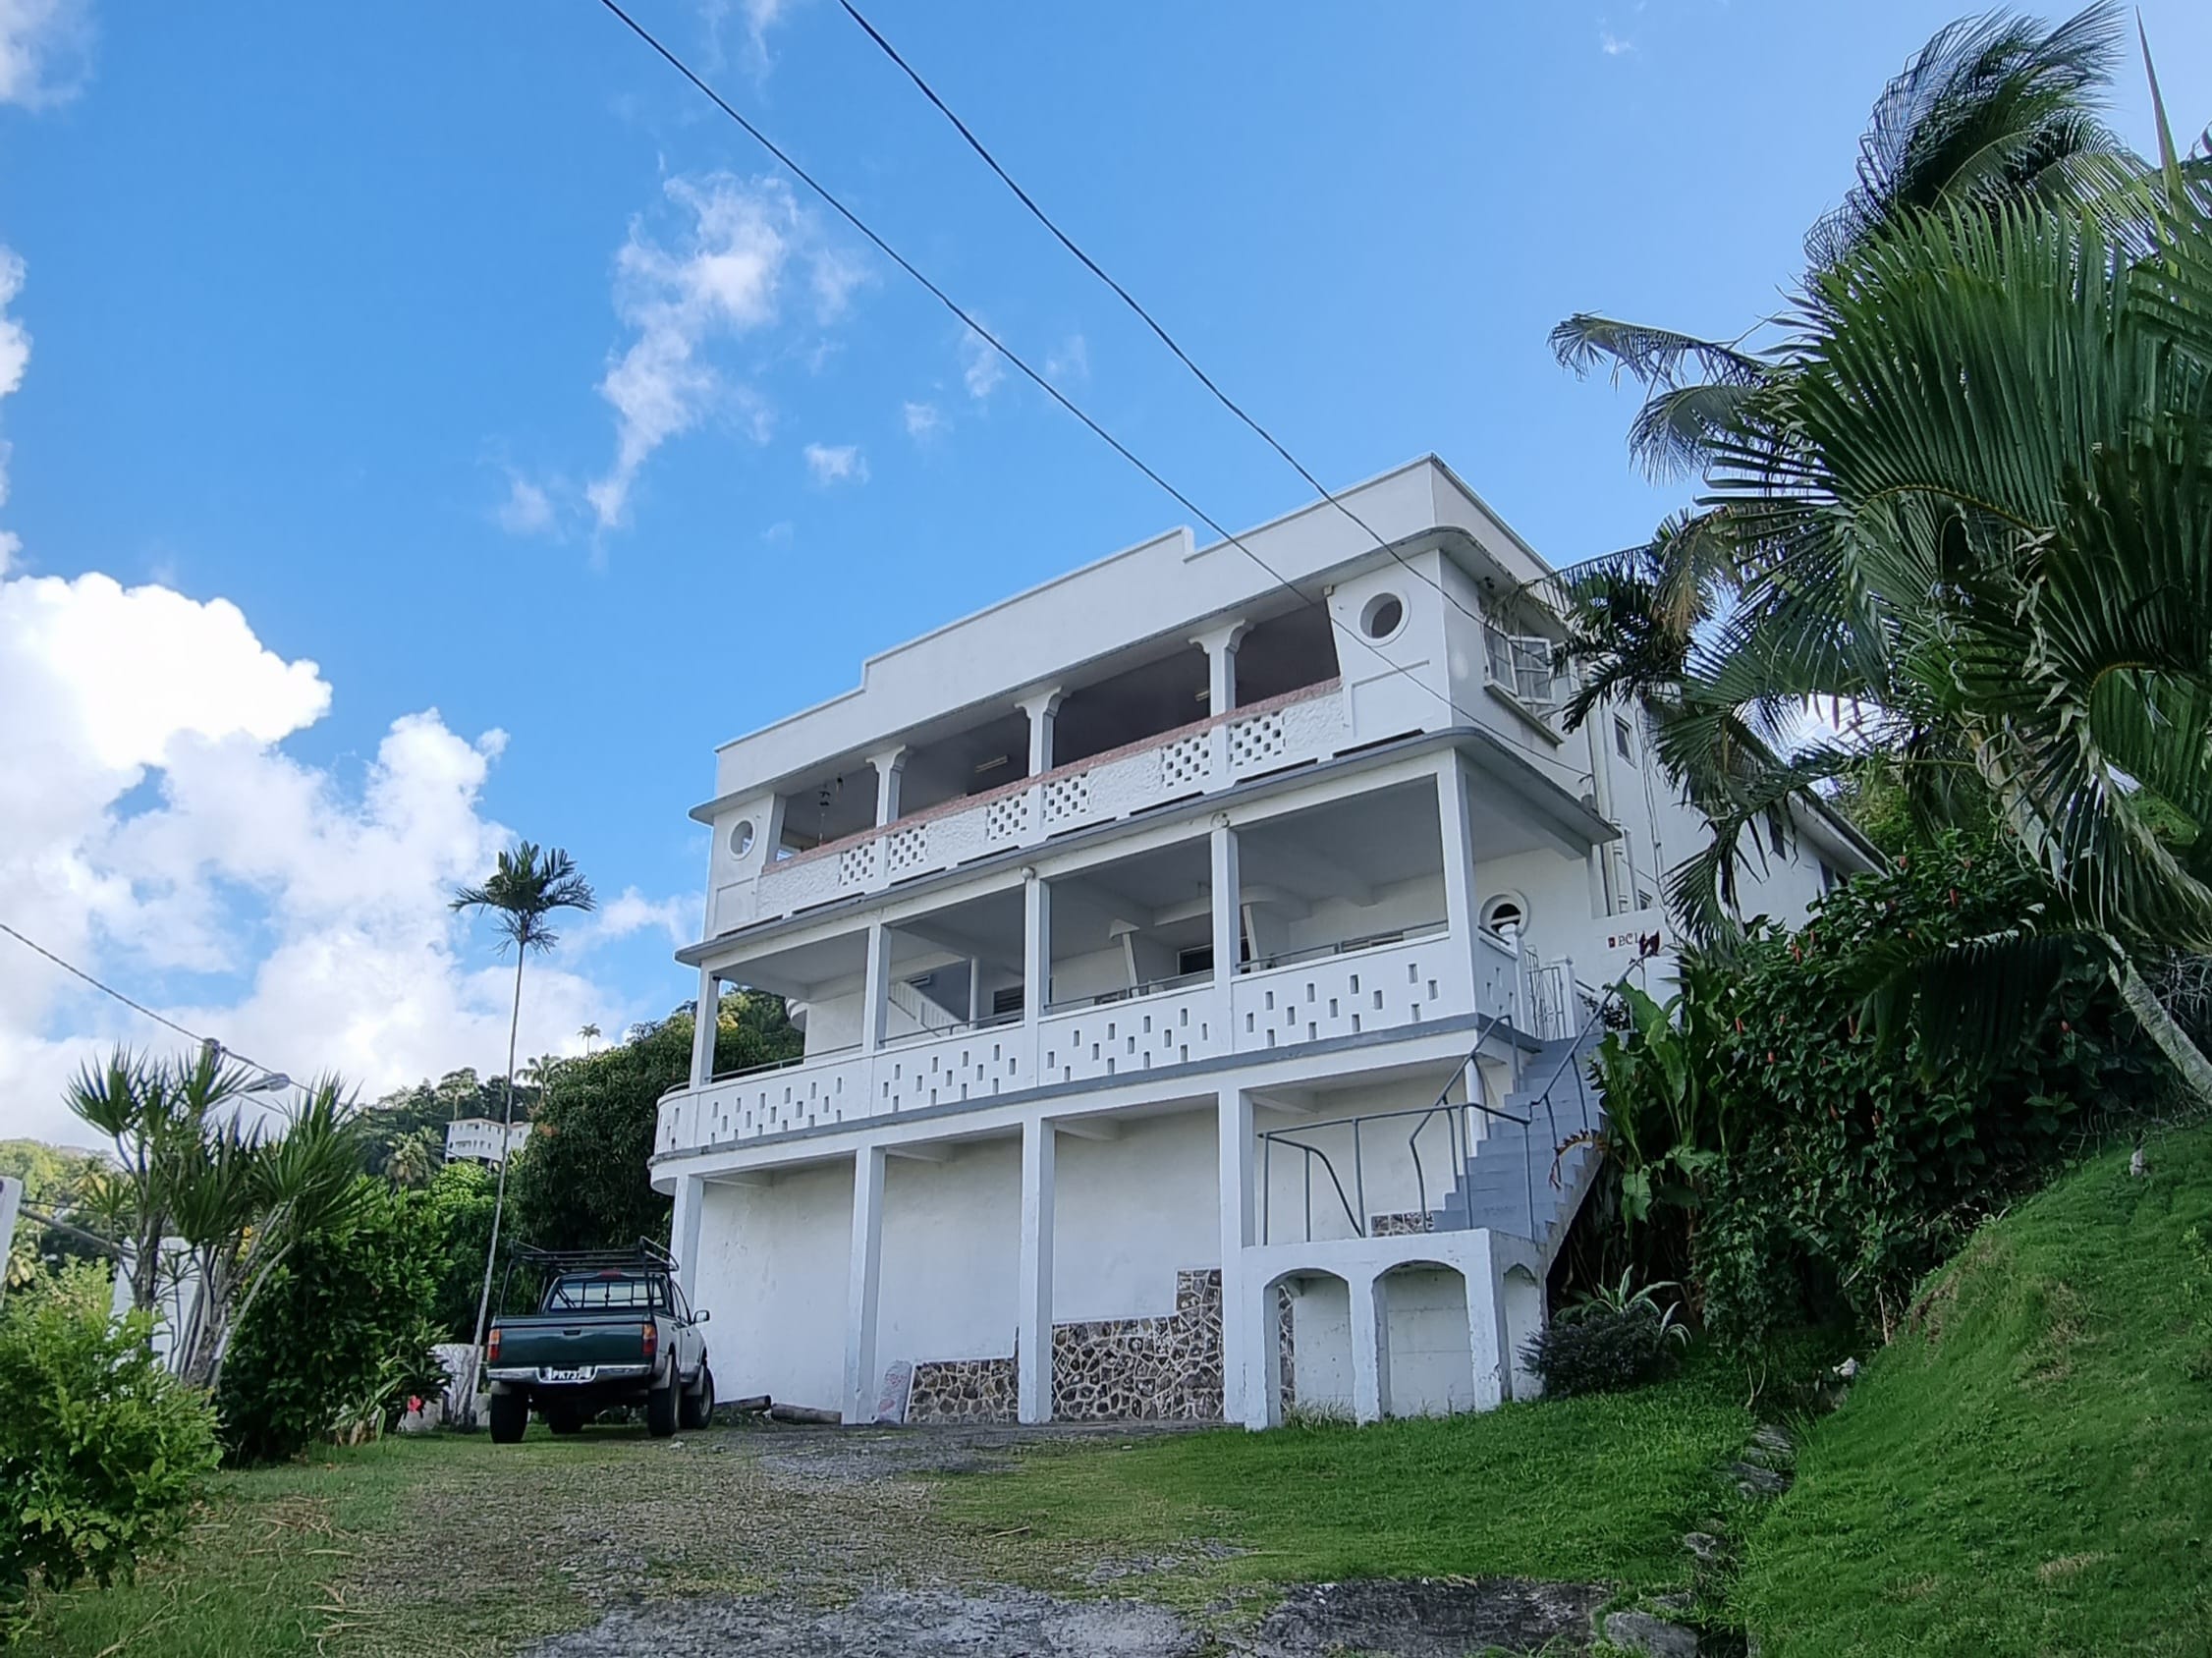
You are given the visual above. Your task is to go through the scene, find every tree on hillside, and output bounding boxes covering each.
[356,1068,535,1181]
[0,1139,112,1289]
[509,992,799,1253]
[450,841,596,1358]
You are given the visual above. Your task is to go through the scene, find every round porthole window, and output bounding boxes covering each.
[729,819,755,857]
[1480,893,1527,937]
[1360,591,1406,640]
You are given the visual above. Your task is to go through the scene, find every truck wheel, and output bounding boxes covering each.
[645,1367,680,1438]
[488,1390,529,1444]
[680,1363,715,1430]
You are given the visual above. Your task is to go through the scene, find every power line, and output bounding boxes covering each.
[0,918,293,1086]
[832,0,1490,636]
[588,0,1591,793]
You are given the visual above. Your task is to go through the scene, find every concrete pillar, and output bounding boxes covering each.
[1020,689,1064,776]
[1465,1234,1512,1409]
[1436,753,1478,948]
[1349,1270,1388,1424]
[843,1143,887,1422]
[1243,1271,1280,1431]
[1216,1088,1255,1421]
[0,1177,20,1315]
[860,921,891,1051]
[1209,819,1241,979]
[690,967,719,1087]
[1192,621,1249,716]
[1023,871,1051,1021]
[670,1173,705,1296]
[872,746,910,826]
[1017,1118,1057,1422]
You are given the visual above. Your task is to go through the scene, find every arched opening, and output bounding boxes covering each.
[1377,1260,1474,1417]
[1501,1265,1546,1401]
[1266,1270,1354,1424]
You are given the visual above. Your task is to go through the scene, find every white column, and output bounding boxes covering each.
[1016,1117,1057,1423]
[843,1143,887,1423]
[872,746,910,826]
[1192,620,1249,716]
[1209,818,1241,981]
[1020,689,1064,775]
[1216,1088,1254,1422]
[860,921,891,1051]
[1349,1270,1388,1424]
[1465,1233,1512,1409]
[670,1173,705,1296]
[1023,871,1051,1021]
[1436,753,1477,946]
[967,958,982,1024]
[0,1177,21,1314]
[690,967,719,1087]
[1243,1271,1280,1430]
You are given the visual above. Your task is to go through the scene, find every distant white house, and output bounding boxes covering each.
[652,456,1875,1429]
[445,1117,533,1166]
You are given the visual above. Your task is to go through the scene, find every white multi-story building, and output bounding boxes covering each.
[653,457,1873,1429]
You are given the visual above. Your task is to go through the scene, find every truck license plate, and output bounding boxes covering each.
[540,1366,593,1383]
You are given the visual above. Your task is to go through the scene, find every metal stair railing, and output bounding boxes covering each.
[1258,1012,1528,1244]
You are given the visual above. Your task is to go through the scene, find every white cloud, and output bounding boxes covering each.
[1599,28,1634,56]
[0,246,27,512]
[585,174,857,530]
[1045,334,1088,384]
[495,474,556,537]
[698,0,792,76]
[592,887,694,949]
[901,400,942,440]
[802,441,866,485]
[961,326,1005,401]
[0,0,92,108]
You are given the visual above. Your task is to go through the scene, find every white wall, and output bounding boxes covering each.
[877,1139,1022,1366]
[1380,1264,1475,1416]
[1053,1108,1218,1321]
[692,1163,854,1412]
[1286,1274,1355,1414]
[1256,1078,1456,1246]
[1268,871,1446,959]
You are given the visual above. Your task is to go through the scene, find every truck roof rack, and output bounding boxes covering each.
[512,1238,676,1273]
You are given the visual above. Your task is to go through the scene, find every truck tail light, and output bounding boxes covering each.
[641,1322,658,1358]
[486,1326,502,1363]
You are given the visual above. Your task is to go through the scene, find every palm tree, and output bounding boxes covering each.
[579,1022,602,1054]
[451,841,596,1359]
[1550,3,2140,712]
[387,1125,442,1189]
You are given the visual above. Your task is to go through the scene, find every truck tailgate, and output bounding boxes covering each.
[496,1315,652,1372]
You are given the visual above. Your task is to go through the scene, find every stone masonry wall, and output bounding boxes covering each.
[1052,1268,1224,1421]
[906,1355,1018,1424]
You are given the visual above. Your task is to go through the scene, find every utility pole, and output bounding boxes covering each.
[0,1176,22,1312]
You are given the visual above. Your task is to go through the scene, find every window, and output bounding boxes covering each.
[1359,591,1407,640]
[1176,944,1215,977]
[1478,893,1527,938]
[728,818,755,857]
[1636,886,1658,912]
[1483,625,1557,710]
[991,986,1025,1018]
[545,1273,664,1312]
[1614,716,1635,763]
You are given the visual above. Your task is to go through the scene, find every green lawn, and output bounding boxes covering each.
[938,1366,1752,1595]
[1734,1123,2212,1656]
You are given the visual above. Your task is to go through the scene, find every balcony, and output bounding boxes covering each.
[713,678,1347,935]
[655,923,1501,1161]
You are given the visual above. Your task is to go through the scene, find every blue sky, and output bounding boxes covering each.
[2,1,2208,1143]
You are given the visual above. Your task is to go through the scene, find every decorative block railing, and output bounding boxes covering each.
[714,680,1347,934]
[655,927,1501,1161]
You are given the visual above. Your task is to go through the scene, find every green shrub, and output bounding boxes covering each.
[1587,836,2154,1352]
[1524,1273,1688,1398]
[0,1266,220,1630]
[217,1177,443,1464]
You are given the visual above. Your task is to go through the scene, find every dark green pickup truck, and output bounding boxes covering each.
[482,1244,714,1442]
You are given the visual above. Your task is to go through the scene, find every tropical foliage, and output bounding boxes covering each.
[355,1067,535,1183]
[64,1050,364,1392]
[217,1178,448,1465]
[449,841,595,1355]
[0,1141,110,1291]
[1521,1271,1689,1400]
[1553,2,2212,1101]
[0,1267,219,1634]
[1582,837,2153,1352]
[508,992,799,1254]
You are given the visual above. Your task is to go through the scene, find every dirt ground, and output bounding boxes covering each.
[342,1420,1616,1658]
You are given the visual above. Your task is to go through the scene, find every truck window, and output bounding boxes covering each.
[543,1272,664,1312]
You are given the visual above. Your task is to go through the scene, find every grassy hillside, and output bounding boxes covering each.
[1736,1123,2212,1655]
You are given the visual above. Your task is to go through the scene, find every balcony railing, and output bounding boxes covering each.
[656,923,1502,1160]
[712,679,1347,934]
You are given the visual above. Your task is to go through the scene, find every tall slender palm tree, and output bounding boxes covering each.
[452,842,596,1359]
